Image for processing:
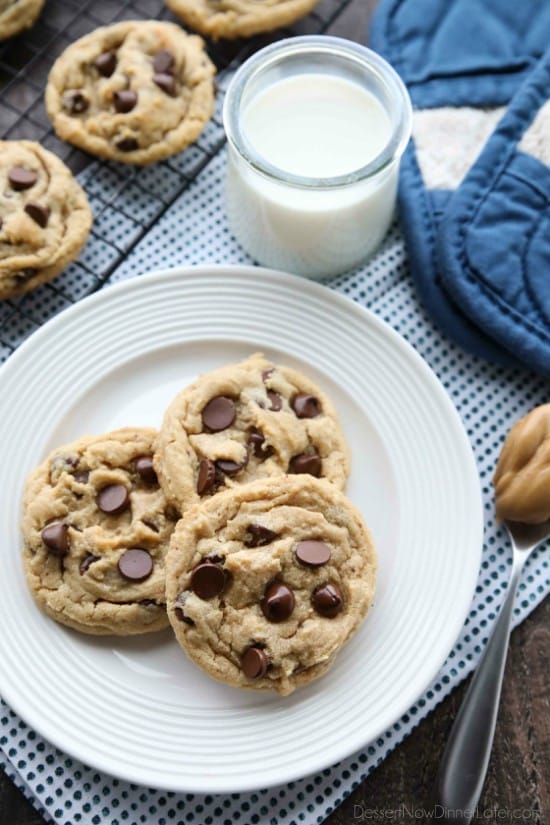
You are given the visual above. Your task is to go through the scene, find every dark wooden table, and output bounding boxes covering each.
[1,2,548,824]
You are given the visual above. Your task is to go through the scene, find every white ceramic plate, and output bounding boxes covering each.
[0,266,483,793]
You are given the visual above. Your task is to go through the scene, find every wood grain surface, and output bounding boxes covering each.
[1,2,548,824]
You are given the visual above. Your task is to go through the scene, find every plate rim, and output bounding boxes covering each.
[0,264,483,792]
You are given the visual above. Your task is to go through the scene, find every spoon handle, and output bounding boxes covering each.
[433,558,524,822]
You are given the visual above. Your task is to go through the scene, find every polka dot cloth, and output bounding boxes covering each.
[1,145,549,825]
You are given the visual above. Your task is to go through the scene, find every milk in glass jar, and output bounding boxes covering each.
[223,37,412,280]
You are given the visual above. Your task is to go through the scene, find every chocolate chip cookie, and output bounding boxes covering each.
[165,476,377,694]
[45,21,216,165]
[0,141,92,300]
[22,428,178,635]
[154,353,350,511]
[0,0,44,41]
[165,0,320,40]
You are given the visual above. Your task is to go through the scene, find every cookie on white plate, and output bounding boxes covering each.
[22,428,177,635]
[154,352,350,511]
[165,476,377,694]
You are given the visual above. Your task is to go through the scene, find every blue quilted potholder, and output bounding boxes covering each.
[370,0,550,370]
[437,50,550,378]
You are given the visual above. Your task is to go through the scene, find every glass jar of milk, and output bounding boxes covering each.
[223,36,412,280]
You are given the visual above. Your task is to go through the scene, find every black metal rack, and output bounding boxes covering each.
[0,0,353,363]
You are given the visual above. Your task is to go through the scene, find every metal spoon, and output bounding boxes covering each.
[434,517,550,821]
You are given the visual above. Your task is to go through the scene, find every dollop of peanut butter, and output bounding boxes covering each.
[493,404,550,524]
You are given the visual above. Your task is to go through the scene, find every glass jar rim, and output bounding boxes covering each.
[223,35,412,190]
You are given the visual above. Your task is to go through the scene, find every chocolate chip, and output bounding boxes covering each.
[153,73,176,96]
[261,368,274,381]
[115,136,138,152]
[241,646,268,680]
[247,428,264,456]
[50,454,77,481]
[288,452,322,476]
[247,427,274,460]
[135,455,157,485]
[79,553,97,574]
[267,390,282,411]
[118,548,153,582]
[261,581,295,622]
[205,553,225,564]
[312,583,343,617]
[295,540,331,567]
[114,89,138,113]
[97,483,129,515]
[9,269,36,286]
[62,90,89,114]
[73,471,89,484]
[174,592,194,624]
[8,167,37,191]
[24,202,50,228]
[245,523,278,548]
[16,268,36,282]
[215,459,244,477]
[41,522,68,556]
[94,50,116,77]
[191,561,226,600]
[174,606,194,625]
[292,393,321,418]
[197,458,216,494]
[166,505,180,521]
[153,49,175,74]
[202,396,235,432]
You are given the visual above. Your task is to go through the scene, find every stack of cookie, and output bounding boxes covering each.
[1,20,217,299]
[1,1,322,299]
[1,16,216,297]
[22,354,377,695]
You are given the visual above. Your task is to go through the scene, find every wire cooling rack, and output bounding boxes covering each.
[0,0,354,363]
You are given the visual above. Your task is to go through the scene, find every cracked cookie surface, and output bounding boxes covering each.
[154,353,350,511]
[165,0,320,40]
[22,428,177,635]
[0,0,44,41]
[165,476,377,694]
[45,20,216,165]
[0,141,92,300]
